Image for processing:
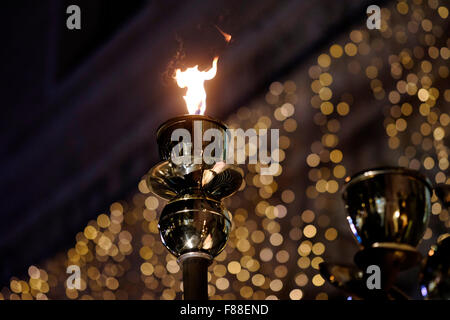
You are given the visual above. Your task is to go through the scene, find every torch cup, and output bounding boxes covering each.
[147,115,243,300]
[321,167,433,299]
[343,167,432,292]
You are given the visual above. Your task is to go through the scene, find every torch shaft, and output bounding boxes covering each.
[183,256,209,300]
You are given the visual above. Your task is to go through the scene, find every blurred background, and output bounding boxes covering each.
[0,0,448,300]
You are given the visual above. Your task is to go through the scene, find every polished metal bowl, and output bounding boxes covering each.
[156,115,228,161]
[159,197,232,258]
[342,167,432,249]
[147,161,243,201]
[147,161,243,258]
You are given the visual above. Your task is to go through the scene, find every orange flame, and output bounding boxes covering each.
[174,57,219,115]
[215,25,232,43]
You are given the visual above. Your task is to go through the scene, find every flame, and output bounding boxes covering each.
[174,57,219,115]
[215,25,232,43]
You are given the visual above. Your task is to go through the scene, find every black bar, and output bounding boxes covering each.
[183,257,209,300]
[1,300,446,319]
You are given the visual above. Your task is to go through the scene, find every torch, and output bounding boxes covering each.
[320,167,433,299]
[147,57,243,300]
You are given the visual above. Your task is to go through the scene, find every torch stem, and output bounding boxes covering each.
[182,256,209,300]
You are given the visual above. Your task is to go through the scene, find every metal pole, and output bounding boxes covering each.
[182,256,209,300]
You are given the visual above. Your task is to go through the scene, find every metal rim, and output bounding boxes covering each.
[156,114,228,139]
[342,166,434,195]
[177,252,213,265]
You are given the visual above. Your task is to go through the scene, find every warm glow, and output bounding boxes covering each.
[174,57,219,115]
[215,25,232,43]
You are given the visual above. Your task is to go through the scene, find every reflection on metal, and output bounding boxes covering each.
[342,166,432,249]
[322,167,433,299]
[148,115,243,300]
